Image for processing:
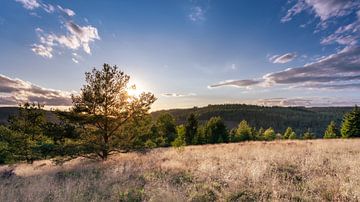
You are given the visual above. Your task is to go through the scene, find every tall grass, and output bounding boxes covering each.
[1,139,360,201]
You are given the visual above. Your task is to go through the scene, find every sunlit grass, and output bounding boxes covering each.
[1,139,360,201]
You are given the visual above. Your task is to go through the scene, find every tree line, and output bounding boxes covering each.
[0,64,360,164]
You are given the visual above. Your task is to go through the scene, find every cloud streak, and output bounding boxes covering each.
[0,74,72,107]
[269,53,297,64]
[210,46,360,90]
[247,97,360,107]
[161,93,196,97]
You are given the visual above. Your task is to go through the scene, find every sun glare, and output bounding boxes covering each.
[127,80,146,97]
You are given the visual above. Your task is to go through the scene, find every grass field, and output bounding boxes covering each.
[1,139,360,201]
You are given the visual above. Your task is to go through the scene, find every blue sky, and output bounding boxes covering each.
[1,0,360,110]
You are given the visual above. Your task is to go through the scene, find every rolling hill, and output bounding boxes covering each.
[0,104,353,136]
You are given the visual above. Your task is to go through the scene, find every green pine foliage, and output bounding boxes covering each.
[341,106,360,138]
[323,121,339,139]
[283,127,294,139]
[288,132,297,139]
[263,127,276,141]
[234,120,252,141]
[156,113,177,146]
[204,116,228,144]
[302,129,315,140]
[185,113,198,145]
[172,125,186,147]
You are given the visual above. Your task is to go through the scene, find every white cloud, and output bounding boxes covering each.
[15,0,98,59]
[269,53,297,64]
[189,6,205,22]
[42,3,55,13]
[208,79,262,89]
[247,97,360,107]
[210,46,360,90]
[282,0,360,22]
[31,44,53,58]
[161,93,196,97]
[0,74,72,107]
[15,0,40,10]
[72,58,79,64]
[57,5,75,17]
[33,21,100,58]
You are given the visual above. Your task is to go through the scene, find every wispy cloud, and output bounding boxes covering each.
[208,79,262,89]
[282,0,359,23]
[57,5,75,17]
[31,44,53,58]
[189,6,206,22]
[161,93,196,97]
[16,0,40,10]
[210,46,360,90]
[0,74,72,107]
[247,97,360,107]
[269,53,297,64]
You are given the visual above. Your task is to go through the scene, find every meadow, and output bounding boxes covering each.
[1,139,360,201]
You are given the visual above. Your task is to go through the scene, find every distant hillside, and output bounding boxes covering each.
[151,104,353,137]
[0,107,58,124]
[0,105,353,137]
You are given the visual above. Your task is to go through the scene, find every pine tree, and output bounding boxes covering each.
[302,128,315,139]
[63,64,156,160]
[172,125,186,147]
[235,120,252,141]
[204,117,228,144]
[263,127,276,141]
[283,127,293,139]
[323,121,339,139]
[8,103,47,163]
[288,132,297,139]
[156,113,177,146]
[185,113,198,145]
[341,106,360,138]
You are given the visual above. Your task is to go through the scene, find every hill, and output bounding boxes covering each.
[152,104,353,136]
[1,139,359,201]
[0,107,58,125]
[0,105,353,136]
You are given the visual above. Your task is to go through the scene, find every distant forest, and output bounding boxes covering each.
[152,105,353,137]
[0,105,352,137]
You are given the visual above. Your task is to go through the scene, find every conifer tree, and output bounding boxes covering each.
[341,106,360,138]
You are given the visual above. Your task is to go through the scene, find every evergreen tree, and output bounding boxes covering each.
[7,103,47,163]
[283,127,294,139]
[341,106,360,138]
[302,128,315,139]
[263,127,276,141]
[288,132,297,139]
[323,121,339,139]
[156,113,177,146]
[63,64,156,160]
[204,116,228,144]
[185,113,198,145]
[235,120,252,141]
[172,125,186,147]
[193,125,206,145]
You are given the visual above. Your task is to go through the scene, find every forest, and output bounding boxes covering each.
[1,64,360,164]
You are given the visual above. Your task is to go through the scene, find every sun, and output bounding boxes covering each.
[127,80,145,97]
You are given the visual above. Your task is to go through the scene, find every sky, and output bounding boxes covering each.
[1,0,360,110]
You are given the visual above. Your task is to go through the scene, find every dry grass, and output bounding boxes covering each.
[1,139,360,201]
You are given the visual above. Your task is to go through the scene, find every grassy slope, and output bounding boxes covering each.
[1,139,360,201]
